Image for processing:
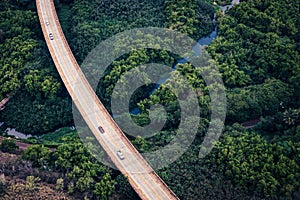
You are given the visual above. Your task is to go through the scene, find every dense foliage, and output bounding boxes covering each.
[227,79,293,123]
[215,0,232,6]
[0,138,18,153]
[68,0,167,63]
[165,0,215,38]
[210,126,300,197]
[0,0,299,199]
[23,141,115,199]
[0,3,73,134]
[208,0,300,90]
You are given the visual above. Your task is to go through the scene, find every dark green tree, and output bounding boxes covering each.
[0,139,18,153]
[23,145,50,168]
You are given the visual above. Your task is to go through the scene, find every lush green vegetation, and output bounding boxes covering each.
[226,79,293,123]
[215,0,232,6]
[0,1,73,134]
[208,0,300,90]
[0,0,299,199]
[68,0,167,63]
[164,0,215,38]
[22,141,115,199]
[23,127,78,148]
[209,126,300,197]
[0,138,19,153]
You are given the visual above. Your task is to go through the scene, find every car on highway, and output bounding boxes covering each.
[46,21,49,26]
[117,150,125,160]
[49,33,54,40]
[98,126,105,133]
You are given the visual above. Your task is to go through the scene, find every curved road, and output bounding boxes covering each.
[36,0,178,199]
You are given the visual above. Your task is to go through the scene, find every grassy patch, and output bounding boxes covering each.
[23,127,78,147]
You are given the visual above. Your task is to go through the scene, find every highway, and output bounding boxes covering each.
[36,0,179,199]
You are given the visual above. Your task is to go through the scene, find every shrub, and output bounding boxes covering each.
[0,139,18,153]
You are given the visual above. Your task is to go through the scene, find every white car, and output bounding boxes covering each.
[117,150,125,160]
[46,21,49,26]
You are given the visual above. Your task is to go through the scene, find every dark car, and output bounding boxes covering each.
[98,126,105,133]
[49,33,54,40]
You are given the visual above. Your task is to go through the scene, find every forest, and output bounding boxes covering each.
[0,0,299,199]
